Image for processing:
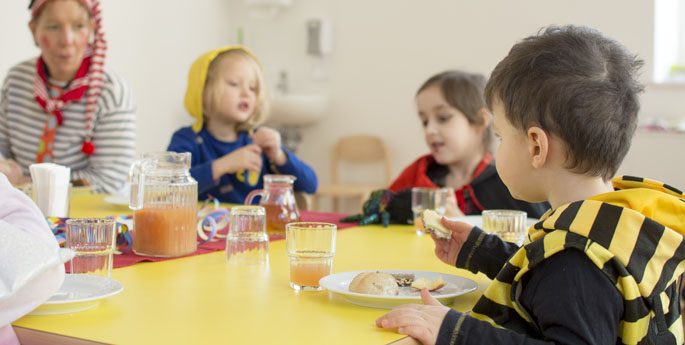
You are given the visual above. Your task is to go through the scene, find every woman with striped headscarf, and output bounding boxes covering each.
[0,0,135,193]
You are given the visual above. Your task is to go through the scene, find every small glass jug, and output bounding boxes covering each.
[129,152,198,257]
[245,174,301,237]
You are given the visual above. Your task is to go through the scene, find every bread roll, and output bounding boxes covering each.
[348,271,399,296]
[421,210,450,239]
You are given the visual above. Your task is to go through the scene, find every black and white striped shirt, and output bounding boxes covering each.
[0,58,136,193]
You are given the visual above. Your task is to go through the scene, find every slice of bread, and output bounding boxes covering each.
[411,275,446,291]
[421,210,450,239]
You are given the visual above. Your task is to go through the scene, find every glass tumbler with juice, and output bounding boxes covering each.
[285,222,336,290]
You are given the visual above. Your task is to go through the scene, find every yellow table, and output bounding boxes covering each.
[13,194,491,344]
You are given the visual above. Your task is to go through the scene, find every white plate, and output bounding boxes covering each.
[29,274,124,315]
[319,270,477,309]
[448,215,539,229]
[104,194,129,207]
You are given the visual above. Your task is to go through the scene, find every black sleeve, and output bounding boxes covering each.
[455,226,520,279]
[437,250,623,345]
[437,309,555,345]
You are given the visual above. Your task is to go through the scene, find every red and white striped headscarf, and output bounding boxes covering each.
[30,0,106,155]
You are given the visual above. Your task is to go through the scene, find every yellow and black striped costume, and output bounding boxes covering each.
[468,176,685,344]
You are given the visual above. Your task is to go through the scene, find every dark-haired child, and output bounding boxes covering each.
[389,70,549,221]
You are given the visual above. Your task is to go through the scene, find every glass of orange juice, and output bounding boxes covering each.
[285,222,336,291]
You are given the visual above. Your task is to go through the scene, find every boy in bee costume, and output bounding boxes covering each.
[376,25,685,345]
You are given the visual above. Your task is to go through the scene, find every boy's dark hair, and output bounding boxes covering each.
[484,25,644,180]
[418,70,494,154]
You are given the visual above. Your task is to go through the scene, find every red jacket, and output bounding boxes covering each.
[390,153,490,190]
[389,153,549,217]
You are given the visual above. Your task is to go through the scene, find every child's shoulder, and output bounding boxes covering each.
[171,126,197,139]
[173,127,252,147]
[403,154,435,170]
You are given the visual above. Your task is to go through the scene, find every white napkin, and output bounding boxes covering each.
[29,163,71,217]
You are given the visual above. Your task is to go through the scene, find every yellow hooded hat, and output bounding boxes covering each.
[184,45,262,133]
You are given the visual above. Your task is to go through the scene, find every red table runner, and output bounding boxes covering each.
[110,210,356,269]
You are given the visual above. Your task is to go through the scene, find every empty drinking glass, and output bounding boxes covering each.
[482,209,527,246]
[411,187,449,231]
[226,206,269,265]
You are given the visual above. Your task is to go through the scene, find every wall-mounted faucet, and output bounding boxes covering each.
[276,70,289,94]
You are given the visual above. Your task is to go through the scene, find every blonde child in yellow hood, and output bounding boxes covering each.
[167,46,317,203]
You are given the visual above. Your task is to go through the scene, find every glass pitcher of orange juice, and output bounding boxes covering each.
[244,174,301,237]
[129,152,198,257]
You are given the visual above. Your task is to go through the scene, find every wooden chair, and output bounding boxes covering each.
[295,192,313,211]
[314,135,391,212]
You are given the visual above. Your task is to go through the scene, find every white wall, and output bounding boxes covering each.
[2,0,683,209]
[0,2,41,82]
[228,0,685,198]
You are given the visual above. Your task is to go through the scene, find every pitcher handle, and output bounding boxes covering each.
[244,189,265,205]
[129,160,145,210]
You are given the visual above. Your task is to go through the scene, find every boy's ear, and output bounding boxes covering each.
[527,126,549,169]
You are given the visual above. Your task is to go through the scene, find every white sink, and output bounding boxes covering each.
[268,93,328,126]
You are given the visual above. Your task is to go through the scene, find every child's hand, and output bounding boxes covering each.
[212,144,263,180]
[0,159,28,185]
[430,217,474,267]
[251,127,287,166]
[443,188,464,218]
[375,288,449,345]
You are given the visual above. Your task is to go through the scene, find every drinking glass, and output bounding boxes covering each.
[481,209,527,245]
[285,222,336,291]
[65,218,116,278]
[226,206,269,265]
[411,187,449,231]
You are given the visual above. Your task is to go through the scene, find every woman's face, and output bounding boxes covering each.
[30,0,93,82]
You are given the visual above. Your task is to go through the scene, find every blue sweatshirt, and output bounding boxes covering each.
[167,126,318,203]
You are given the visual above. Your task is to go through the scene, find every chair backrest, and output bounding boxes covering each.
[295,192,312,211]
[331,135,391,185]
